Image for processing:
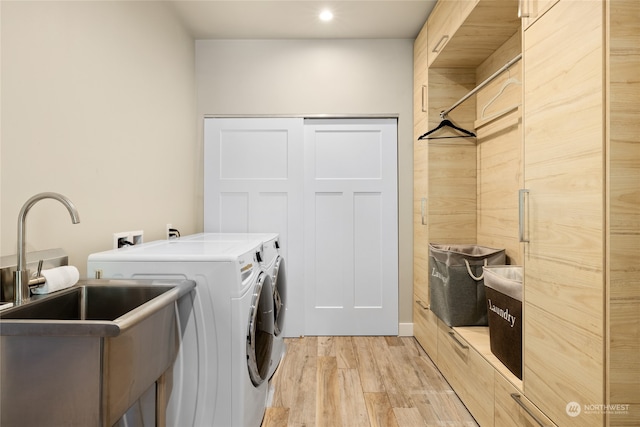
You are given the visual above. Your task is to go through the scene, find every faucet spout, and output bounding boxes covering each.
[15,192,80,305]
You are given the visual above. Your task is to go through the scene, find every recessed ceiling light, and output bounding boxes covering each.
[319,9,334,22]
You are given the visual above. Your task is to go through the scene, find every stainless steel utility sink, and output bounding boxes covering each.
[2,283,170,322]
[0,279,195,427]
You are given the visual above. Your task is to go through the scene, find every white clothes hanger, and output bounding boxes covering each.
[480,76,522,120]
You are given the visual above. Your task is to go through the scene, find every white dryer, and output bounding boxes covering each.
[180,233,287,378]
[87,239,274,427]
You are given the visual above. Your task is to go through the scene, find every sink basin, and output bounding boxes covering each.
[0,279,196,427]
[2,284,170,322]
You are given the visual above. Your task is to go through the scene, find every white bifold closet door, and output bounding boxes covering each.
[204,117,398,336]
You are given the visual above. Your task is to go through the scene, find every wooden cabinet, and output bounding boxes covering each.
[413,18,433,359]
[413,0,521,368]
[414,3,523,426]
[523,5,605,425]
[522,1,640,426]
[429,0,520,68]
[426,0,459,67]
[413,19,429,305]
[413,0,639,426]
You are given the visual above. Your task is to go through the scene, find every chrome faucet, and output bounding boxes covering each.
[14,192,80,305]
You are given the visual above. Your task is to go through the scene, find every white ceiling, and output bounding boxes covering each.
[167,1,437,40]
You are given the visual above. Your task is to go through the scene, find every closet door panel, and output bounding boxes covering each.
[523,1,604,426]
[413,22,438,357]
[204,117,306,336]
[413,22,430,307]
[304,119,398,336]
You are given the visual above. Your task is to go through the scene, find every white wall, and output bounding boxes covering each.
[1,1,198,276]
[1,13,415,325]
[195,39,414,325]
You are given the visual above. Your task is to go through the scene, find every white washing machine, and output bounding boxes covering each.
[87,239,274,427]
[180,233,287,378]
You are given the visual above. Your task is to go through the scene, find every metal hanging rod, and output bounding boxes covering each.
[440,53,523,119]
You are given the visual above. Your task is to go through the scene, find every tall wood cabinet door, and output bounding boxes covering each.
[414,23,430,310]
[523,1,605,426]
[413,22,435,355]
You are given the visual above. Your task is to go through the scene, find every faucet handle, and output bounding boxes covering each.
[35,259,43,278]
[28,260,46,288]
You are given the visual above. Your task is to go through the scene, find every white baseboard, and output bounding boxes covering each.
[398,323,414,337]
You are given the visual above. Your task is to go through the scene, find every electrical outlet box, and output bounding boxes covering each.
[166,224,180,240]
[113,230,144,249]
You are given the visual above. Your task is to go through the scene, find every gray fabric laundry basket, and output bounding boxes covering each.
[429,244,506,327]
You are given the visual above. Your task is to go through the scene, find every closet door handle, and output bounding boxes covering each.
[448,331,469,350]
[519,189,530,243]
[510,394,550,427]
[518,0,530,18]
[421,86,428,112]
[432,35,449,53]
[421,198,427,225]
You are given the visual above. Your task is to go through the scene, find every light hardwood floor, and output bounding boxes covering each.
[263,336,478,427]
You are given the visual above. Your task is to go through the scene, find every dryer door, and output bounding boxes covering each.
[272,256,287,337]
[247,273,274,386]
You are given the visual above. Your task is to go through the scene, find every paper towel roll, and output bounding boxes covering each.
[31,266,80,295]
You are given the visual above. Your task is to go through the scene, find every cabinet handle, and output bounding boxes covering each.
[416,300,429,310]
[421,85,428,112]
[518,0,530,18]
[432,35,449,53]
[448,331,469,350]
[519,189,530,243]
[510,394,550,427]
[421,198,427,226]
